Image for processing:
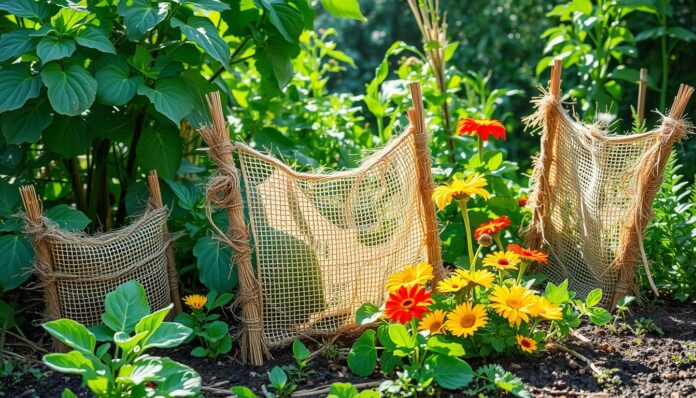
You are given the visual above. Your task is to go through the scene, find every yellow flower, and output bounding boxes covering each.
[183,294,207,310]
[516,335,537,353]
[482,251,521,271]
[455,269,495,289]
[432,174,491,210]
[385,262,434,292]
[489,285,536,327]
[418,309,446,335]
[529,296,563,321]
[444,302,488,337]
[437,275,468,293]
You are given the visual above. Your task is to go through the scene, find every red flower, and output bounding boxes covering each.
[456,118,507,141]
[384,285,432,324]
[474,215,511,240]
[518,196,528,207]
[508,244,548,265]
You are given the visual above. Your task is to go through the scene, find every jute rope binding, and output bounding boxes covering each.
[199,83,443,365]
[525,58,694,307]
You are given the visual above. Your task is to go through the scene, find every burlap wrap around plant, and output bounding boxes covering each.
[525,61,693,307]
[199,83,444,365]
[20,172,182,351]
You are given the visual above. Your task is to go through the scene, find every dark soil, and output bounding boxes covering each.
[3,293,696,398]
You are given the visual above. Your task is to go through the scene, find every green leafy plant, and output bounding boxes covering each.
[42,280,200,397]
[610,295,635,331]
[175,290,233,359]
[282,340,315,383]
[466,364,531,398]
[266,366,296,398]
[633,317,664,336]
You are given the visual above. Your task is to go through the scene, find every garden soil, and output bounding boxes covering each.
[4,291,696,398]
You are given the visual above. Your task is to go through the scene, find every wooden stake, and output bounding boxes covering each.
[147,170,183,315]
[407,82,444,283]
[637,68,648,124]
[550,58,563,100]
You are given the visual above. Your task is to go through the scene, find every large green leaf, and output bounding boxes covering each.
[136,126,183,178]
[320,0,366,21]
[171,16,230,65]
[114,330,149,354]
[255,0,303,42]
[174,0,230,11]
[143,322,192,349]
[37,36,76,63]
[147,356,201,395]
[50,7,90,34]
[0,64,42,112]
[42,115,90,158]
[95,64,139,105]
[118,0,170,40]
[1,98,52,144]
[101,280,150,333]
[43,351,94,375]
[75,27,116,54]
[46,204,90,231]
[257,44,293,90]
[192,237,237,292]
[0,0,50,21]
[134,304,172,346]
[347,329,376,377]
[0,234,34,291]
[426,354,474,390]
[0,181,20,217]
[137,78,195,125]
[41,63,97,116]
[42,319,96,355]
[0,29,38,62]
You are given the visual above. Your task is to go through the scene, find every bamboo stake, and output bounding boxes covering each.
[199,92,270,365]
[147,170,183,315]
[637,68,648,124]
[407,82,444,283]
[19,185,67,352]
[550,58,563,100]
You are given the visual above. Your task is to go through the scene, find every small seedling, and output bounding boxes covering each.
[633,318,664,336]
[611,295,635,331]
[594,367,622,387]
[672,342,696,365]
[265,366,296,398]
[282,340,315,383]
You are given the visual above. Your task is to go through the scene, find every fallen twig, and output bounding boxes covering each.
[538,387,610,397]
[291,381,384,397]
[546,342,602,376]
[571,330,591,343]
[200,385,234,397]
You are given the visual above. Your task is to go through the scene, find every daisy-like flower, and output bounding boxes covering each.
[474,216,511,240]
[455,269,495,289]
[529,296,563,321]
[418,309,446,335]
[385,262,434,292]
[456,118,507,141]
[508,244,549,265]
[444,302,489,337]
[437,275,468,293]
[516,335,537,353]
[432,174,490,210]
[482,251,521,271]
[384,285,432,324]
[183,294,207,310]
[489,285,537,327]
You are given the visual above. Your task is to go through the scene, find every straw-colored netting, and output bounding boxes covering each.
[199,85,443,364]
[237,131,428,346]
[525,84,693,306]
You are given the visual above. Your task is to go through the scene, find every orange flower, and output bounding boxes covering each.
[508,244,548,265]
[384,285,432,324]
[456,118,506,141]
[474,216,511,240]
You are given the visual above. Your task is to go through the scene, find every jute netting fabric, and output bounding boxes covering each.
[237,132,427,345]
[525,65,693,306]
[19,174,182,350]
[199,85,443,364]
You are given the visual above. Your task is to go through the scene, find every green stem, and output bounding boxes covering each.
[516,262,528,285]
[494,233,504,252]
[457,198,475,271]
[477,136,484,160]
[660,33,668,110]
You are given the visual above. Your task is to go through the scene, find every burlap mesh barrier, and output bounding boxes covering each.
[199,84,444,364]
[525,61,693,306]
[19,174,181,350]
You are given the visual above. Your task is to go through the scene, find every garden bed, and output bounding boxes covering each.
[5,296,695,397]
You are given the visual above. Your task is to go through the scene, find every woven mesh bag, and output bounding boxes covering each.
[199,83,444,365]
[20,172,181,350]
[525,60,694,307]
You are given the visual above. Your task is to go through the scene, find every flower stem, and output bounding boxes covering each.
[516,262,528,285]
[494,233,504,252]
[457,198,475,272]
[477,136,484,159]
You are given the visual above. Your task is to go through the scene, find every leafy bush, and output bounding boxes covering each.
[42,280,199,397]
[176,290,234,358]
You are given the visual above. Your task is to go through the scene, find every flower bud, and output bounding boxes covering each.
[477,234,493,247]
